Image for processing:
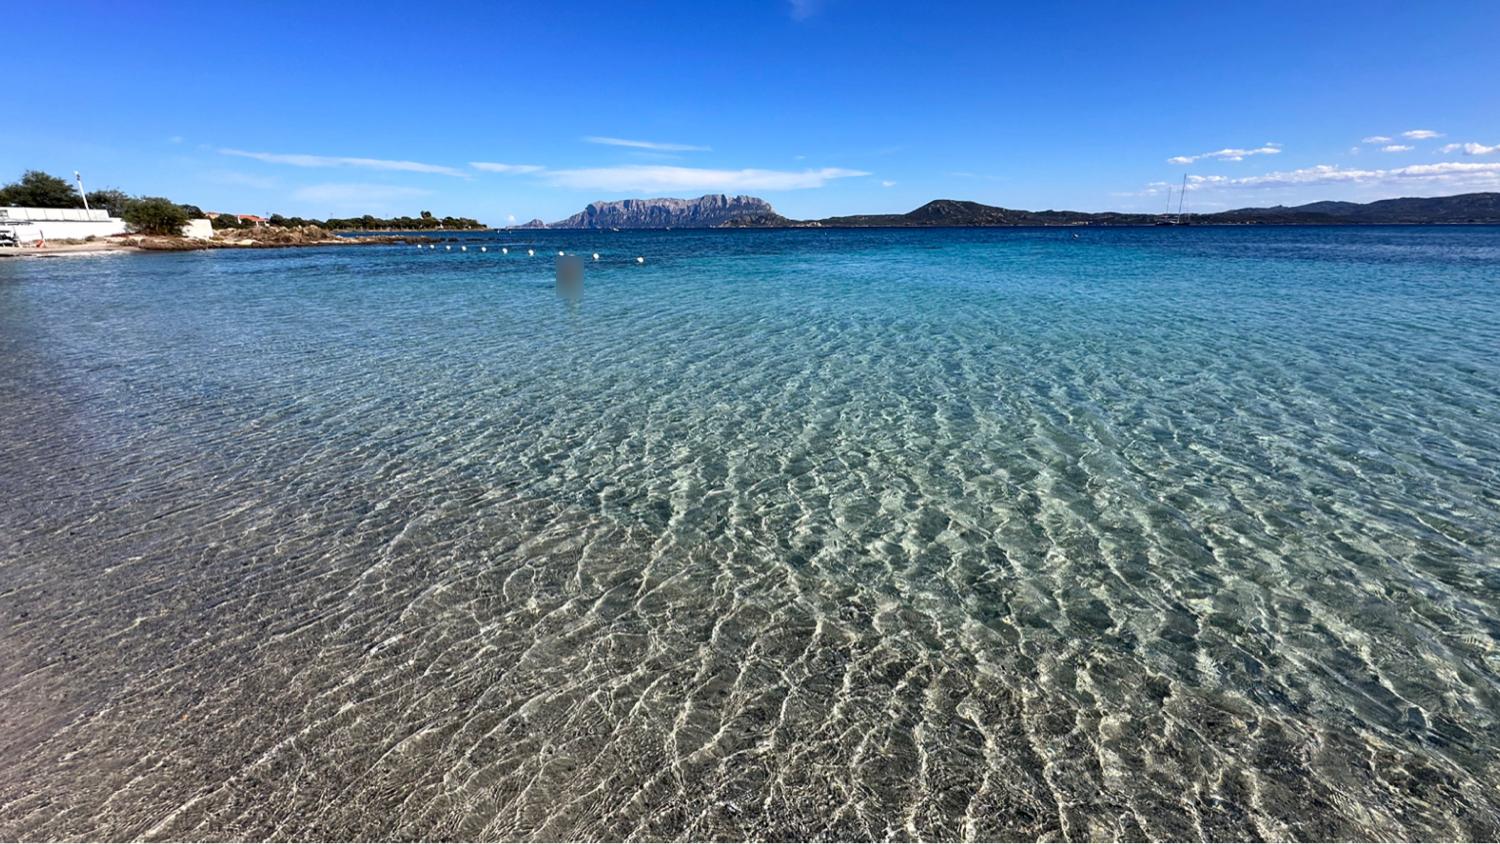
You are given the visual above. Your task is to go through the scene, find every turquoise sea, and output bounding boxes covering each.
[2,227,1498,840]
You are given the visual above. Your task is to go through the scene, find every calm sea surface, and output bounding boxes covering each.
[2,227,1498,840]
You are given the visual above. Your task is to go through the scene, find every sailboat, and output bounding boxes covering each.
[1155,175,1191,225]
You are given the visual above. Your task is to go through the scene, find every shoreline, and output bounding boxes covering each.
[0,232,427,259]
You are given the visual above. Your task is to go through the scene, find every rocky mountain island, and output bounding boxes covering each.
[548,195,784,229]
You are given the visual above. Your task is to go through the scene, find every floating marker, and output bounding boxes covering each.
[502,247,508,254]
[558,250,565,257]
[480,246,487,252]
[592,252,600,261]
[429,244,435,250]
[527,249,535,256]
[636,256,644,264]
[445,245,451,251]
[460,245,467,252]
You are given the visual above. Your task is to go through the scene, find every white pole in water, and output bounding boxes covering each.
[74,172,90,211]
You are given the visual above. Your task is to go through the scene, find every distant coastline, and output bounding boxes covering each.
[540,192,1500,230]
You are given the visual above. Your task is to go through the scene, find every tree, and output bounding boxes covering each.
[0,170,85,209]
[85,188,131,216]
[121,197,189,235]
[212,214,242,230]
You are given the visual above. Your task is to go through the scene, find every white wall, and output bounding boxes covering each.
[3,219,128,241]
[0,206,114,223]
[181,219,214,240]
[2,206,127,240]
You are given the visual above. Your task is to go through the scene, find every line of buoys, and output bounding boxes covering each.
[409,245,650,265]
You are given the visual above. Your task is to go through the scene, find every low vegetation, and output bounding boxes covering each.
[2,170,486,234]
[120,197,191,236]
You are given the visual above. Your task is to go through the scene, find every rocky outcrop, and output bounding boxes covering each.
[550,195,779,229]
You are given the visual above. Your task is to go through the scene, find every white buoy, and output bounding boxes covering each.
[429,244,435,250]
[592,252,600,261]
[460,245,467,252]
[445,245,451,251]
[558,250,565,257]
[502,247,509,254]
[636,256,644,264]
[527,249,535,256]
[480,246,487,252]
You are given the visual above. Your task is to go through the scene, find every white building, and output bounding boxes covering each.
[0,206,128,241]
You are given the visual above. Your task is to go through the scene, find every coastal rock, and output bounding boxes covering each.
[549,194,780,229]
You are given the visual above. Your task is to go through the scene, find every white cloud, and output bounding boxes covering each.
[789,0,821,19]
[1164,161,1500,192]
[1167,144,1281,165]
[541,164,869,192]
[290,183,433,207]
[470,162,545,174]
[881,180,896,187]
[220,149,465,177]
[1362,136,1392,144]
[1381,144,1413,152]
[582,136,711,152]
[1402,129,1443,140]
[1439,142,1499,156]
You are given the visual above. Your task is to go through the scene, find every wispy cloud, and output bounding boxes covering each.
[1362,136,1392,144]
[1381,144,1413,152]
[220,149,465,177]
[203,170,278,190]
[582,136,711,152]
[1402,129,1443,140]
[291,183,433,207]
[881,180,896,188]
[788,0,822,20]
[541,164,868,192]
[1167,144,1281,165]
[1439,142,1499,156]
[1158,161,1500,192]
[470,162,546,174]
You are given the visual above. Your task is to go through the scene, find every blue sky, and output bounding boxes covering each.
[7,1,1499,224]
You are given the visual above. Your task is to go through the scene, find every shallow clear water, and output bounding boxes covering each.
[2,227,1498,841]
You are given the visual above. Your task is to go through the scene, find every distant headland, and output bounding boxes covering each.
[539,192,1500,229]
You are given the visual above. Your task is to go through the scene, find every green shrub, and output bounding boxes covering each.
[122,197,190,236]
